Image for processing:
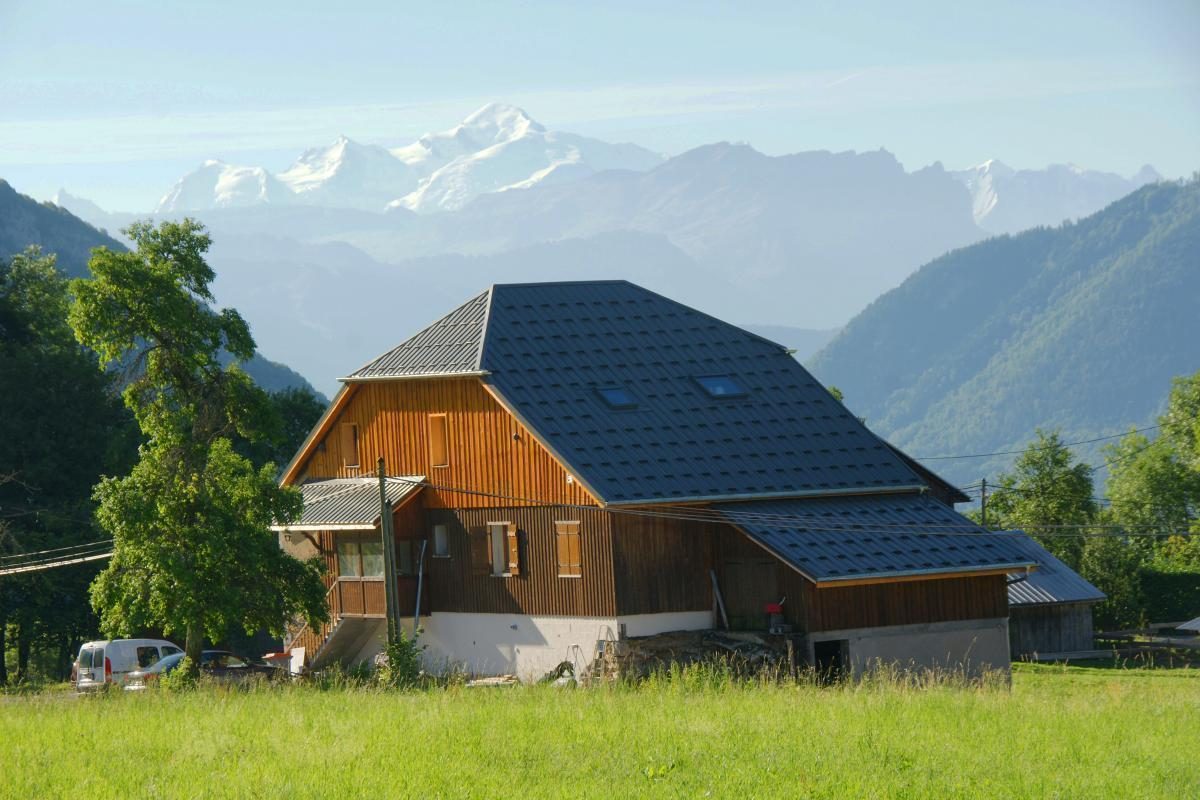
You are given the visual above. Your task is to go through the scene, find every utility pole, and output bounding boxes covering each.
[377,458,400,645]
[980,477,988,529]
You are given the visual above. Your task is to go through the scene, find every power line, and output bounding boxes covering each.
[0,538,113,563]
[911,423,1165,461]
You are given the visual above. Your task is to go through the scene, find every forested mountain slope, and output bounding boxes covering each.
[1,179,321,398]
[809,179,1200,483]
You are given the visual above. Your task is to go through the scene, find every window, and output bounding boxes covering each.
[396,540,414,576]
[136,646,160,668]
[432,524,449,557]
[695,375,746,398]
[555,521,582,577]
[486,522,520,576]
[429,414,449,467]
[340,423,359,467]
[337,537,384,578]
[596,386,637,409]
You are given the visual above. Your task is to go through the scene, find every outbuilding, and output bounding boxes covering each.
[1005,533,1105,658]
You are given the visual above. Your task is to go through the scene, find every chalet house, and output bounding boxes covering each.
[1005,533,1105,658]
[274,281,1036,680]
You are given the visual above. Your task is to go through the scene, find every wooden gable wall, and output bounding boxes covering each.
[291,378,597,509]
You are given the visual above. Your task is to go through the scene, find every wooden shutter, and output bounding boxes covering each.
[506,523,521,576]
[340,423,359,467]
[429,414,448,467]
[555,521,582,577]
[469,527,490,576]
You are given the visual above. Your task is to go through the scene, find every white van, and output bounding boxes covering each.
[75,639,182,690]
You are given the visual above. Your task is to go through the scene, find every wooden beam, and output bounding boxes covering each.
[815,568,1023,589]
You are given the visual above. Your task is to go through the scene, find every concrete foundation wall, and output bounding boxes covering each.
[418,612,619,681]
[810,617,1011,678]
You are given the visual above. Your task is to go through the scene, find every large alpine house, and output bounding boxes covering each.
[276,281,1035,679]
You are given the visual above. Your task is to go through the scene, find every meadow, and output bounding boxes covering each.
[2,664,1197,799]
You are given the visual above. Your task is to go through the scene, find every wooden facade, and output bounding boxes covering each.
[285,373,1012,668]
[1009,603,1096,657]
[290,379,597,509]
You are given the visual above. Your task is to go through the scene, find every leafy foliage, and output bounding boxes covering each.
[69,220,327,671]
[985,430,1096,569]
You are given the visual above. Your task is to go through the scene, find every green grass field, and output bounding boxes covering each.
[3,664,1197,799]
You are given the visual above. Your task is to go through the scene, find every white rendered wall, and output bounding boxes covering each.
[418,612,619,681]
[417,610,715,680]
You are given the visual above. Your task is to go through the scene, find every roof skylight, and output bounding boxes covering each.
[596,386,638,409]
[695,375,746,398]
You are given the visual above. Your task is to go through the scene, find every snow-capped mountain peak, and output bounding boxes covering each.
[951,159,1161,233]
[155,103,662,214]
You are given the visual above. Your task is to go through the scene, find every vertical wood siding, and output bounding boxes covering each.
[801,574,1009,633]
[423,506,617,617]
[292,379,597,509]
[610,512,722,616]
[1009,603,1095,656]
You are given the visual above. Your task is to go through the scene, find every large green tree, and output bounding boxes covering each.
[986,429,1097,570]
[69,220,326,673]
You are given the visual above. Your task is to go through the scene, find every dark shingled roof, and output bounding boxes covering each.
[343,280,932,504]
[1004,533,1106,607]
[273,477,423,529]
[715,493,1036,582]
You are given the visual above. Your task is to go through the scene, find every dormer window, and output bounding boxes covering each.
[596,386,637,409]
[695,375,746,398]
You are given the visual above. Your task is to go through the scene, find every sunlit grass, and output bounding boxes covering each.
[3,664,1197,799]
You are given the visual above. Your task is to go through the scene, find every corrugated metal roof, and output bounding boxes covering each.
[1004,533,1106,606]
[1180,616,1200,633]
[714,493,1036,582]
[275,477,424,529]
[344,290,490,380]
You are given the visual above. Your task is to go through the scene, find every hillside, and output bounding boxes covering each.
[1,179,322,398]
[808,179,1200,483]
[0,179,124,278]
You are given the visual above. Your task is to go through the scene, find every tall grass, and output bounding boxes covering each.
[2,664,1196,798]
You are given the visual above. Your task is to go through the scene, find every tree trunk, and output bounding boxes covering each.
[16,622,31,683]
[0,603,8,686]
[184,622,204,677]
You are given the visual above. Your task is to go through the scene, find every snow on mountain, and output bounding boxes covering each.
[389,104,662,213]
[157,160,296,213]
[951,160,1161,234]
[153,103,662,215]
[277,135,422,209]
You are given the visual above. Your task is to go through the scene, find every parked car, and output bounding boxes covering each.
[74,639,183,691]
[124,650,285,690]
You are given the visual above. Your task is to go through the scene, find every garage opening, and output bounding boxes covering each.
[813,639,848,682]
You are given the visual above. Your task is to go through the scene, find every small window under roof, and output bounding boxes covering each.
[596,386,637,409]
[695,375,746,398]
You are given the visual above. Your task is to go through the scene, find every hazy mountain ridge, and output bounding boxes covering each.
[1,181,322,398]
[808,179,1200,484]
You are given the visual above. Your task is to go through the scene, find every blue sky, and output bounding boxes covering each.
[1,0,1197,210]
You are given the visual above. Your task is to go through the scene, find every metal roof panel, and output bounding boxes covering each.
[714,493,1037,582]
[1004,533,1106,606]
[278,477,424,528]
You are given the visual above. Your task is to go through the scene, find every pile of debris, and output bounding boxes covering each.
[595,629,793,681]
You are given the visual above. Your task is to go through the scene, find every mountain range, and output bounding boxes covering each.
[155,103,662,215]
[809,178,1200,485]
[0,180,322,398]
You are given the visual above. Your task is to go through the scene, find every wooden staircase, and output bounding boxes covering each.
[285,580,387,672]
